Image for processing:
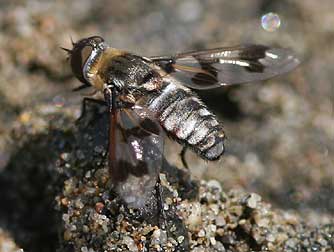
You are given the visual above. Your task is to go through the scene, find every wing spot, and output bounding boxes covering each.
[265,51,278,59]
[218,59,250,67]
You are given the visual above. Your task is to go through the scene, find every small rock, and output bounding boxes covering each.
[207,180,222,192]
[246,193,262,209]
[122,236,138,252]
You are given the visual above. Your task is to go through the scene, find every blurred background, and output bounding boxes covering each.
[0,0,333,249]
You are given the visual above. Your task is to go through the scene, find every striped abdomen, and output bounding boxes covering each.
[147,80,225,160]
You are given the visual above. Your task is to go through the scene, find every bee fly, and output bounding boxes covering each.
[64,36,299,208]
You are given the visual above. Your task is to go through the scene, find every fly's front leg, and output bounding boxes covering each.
[155,175,168,232]
[180,146,189,169]
[76,97,105,124]
[76,97,108,164]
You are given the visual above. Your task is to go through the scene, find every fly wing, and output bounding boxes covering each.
[108,104,164,209]
[151,44,300,90]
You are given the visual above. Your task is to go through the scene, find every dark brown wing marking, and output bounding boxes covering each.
[151,44,300,89]
[108,104,164,208]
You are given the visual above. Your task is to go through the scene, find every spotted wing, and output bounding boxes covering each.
[151,44,300,90]
[108,104,164,208]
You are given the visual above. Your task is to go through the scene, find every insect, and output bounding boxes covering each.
[63,36,299,208]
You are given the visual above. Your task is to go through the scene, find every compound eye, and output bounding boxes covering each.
[70,44,93,84]
[80,45,93,67]
[90,36,104,44]
[69,36,105,84]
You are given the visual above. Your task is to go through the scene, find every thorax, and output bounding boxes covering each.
[93,49,161,91]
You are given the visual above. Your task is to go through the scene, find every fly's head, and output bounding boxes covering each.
[64,36,107,91]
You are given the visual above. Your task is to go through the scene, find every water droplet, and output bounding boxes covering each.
[261,12,281,32]
[52,95,66,108]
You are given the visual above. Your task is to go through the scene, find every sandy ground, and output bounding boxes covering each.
[0,0,332,251]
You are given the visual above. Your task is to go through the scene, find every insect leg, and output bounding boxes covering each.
[180,146,189,169]
[76,97,105,123]
[155,175,168,231]
[72,83,91,92]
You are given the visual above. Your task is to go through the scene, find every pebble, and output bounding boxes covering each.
[80,247,88,252]
[209,237,216,245]
[94,202,104,213]
[215,215,226,227]
[198,229,205,237]
[185,202,202,230]
[74,199,84,209]
[207,180,222,192]
[246,193,262,209]
[285,238,298,248]
[177,235,185,244]
[122,236,138,252]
